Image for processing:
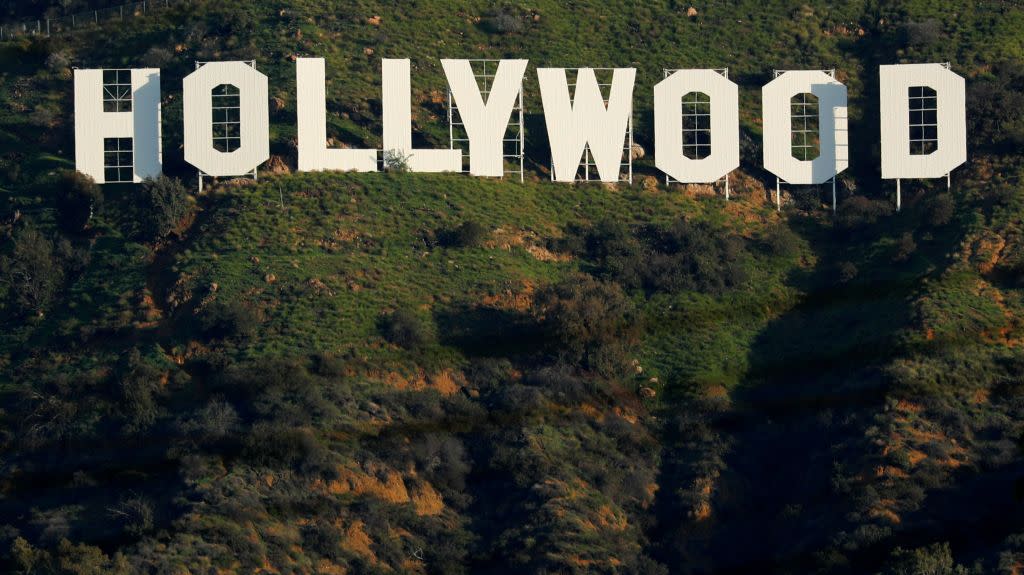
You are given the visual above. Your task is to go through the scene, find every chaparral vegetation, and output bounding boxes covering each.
[2,1,1024,574]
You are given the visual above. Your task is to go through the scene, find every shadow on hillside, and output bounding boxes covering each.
[434,303,538,359]
[646,199,969,573]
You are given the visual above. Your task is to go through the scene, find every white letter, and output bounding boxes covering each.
[382,59,460,172]
[441,59,527,177]
[296,58,377,172]
[880,63,966,180]
[183,61,269,177]
[762,70,848,185]
[654,69,739,183]
[538,68,635,182]
[74,68,161,183]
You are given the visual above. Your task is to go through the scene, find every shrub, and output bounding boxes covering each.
[533,275,637,373]
[44,51,70,73]
[893,232,917,262]
[109,495,154,537]
[480,8,525,34]
[382,149,410,173]
[880,542,972,575]
[115,348,165,432]
[762,222,802,258]
[141,46,173,68]
[0,225,66,316]
[900,19,944,48]
[567,219,748,295]
[838,261,859,283]
[927,193,955,227]
[134,176,192,241]
[836,196,890,232]
[55,170,102,233]
[380,308,433,349]
[439,220,488,248]
[200,298,260,339]
[969,61,1024,153]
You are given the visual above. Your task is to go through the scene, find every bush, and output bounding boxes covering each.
[880,542,973,575]
[44,50,70,73]
[480,8,525,34]
[968,61,1024,153]
[133,176,192,241]
[114,348,165,432]
[568,219,749,295]
[836,196,890,232]
[439,220,488,248]
[380,308,433,349]
[200,298,260,339]
[927,193,955,227]
[893,232,917,262]
[382,149,410,173]
[533,275,637,373]
[55,170,102,233]
[0,225,66,316]
[762,222,802,258]
[109,496,154,537]
[900,19,944,48]
[141,46,173,68]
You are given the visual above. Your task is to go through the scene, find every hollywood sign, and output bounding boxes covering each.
[74,59,966,208]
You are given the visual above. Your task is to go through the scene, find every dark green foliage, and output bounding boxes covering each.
[836,196,891,232]
[928,193,955,227]
[132,176,192,241]
[199,298,260,339]
[54,171,101,233]
[900,19,944,48]
[565,219,749,295]
[380,308,434,349]
[533,274,637,373]
[480,7,527,34]
[969,61,1024,152]
[114,348,165,432]
[439,220,488,248]
[893,232,917,262]
[0,225,78,316]
[762,222,802,258]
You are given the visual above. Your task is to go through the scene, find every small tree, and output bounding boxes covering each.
[440,220,488,248]
[134,176,192,241]
[0,225,65,316]
[381,308,433,349]
[533,274,637,373]
[55,170,102,233]
[200,298,260,340]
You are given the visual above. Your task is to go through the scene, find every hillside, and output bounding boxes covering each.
[2,1,1024,574]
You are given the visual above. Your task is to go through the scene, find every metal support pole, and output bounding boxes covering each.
[776,178,781,211]
[725,175,730,201]
[832,178,836,213]
[946,172,951,190]
[896,179,901,212]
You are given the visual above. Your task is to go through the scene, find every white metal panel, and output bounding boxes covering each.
[762,70,848,185]
[183,61,269,177]
[879,63,966,180]
[74,68,161,184]
[296,58,378,172]
[538,67,635,183]
[441,59,527,177]
[382,59,461,172]
[654,69,739,183]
